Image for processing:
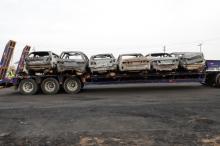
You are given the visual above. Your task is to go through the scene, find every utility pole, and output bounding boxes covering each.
[198,43,202,52]
[163,46,166,53]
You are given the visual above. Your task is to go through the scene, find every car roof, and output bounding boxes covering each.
[61,51,85,54]
[119,53,143,56]
[91,54,113,57]
[148,53,170,56]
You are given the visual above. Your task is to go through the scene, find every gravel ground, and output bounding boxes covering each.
[0,83,220,146]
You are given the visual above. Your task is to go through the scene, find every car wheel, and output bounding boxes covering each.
[19,79,38,95]
[41,78,60,95]
[63,77,81,94]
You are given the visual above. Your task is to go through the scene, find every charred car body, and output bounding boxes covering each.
[118,53,150,72]
[57,51,89,75]
[25,51,59,74]
[89,54,117,74]
[146,53,179,71]
[172,52,205,72]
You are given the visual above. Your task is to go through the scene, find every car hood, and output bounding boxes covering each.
[26,57,50,65]
[122,57,148,62]
[151,57,178,61]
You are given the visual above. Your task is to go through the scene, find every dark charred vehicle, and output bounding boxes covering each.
[25,51,59,74]
[57,51,89,75]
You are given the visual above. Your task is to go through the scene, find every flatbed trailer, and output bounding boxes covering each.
[0,79,14,87]
[88,72,205,84]
[2,39,217,95]
[14,59,220,95]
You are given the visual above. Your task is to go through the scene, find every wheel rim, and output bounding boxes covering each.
[45,81,56,92]
[66,80,78,92]
[22,81,34,93]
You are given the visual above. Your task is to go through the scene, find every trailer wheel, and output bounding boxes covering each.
[19,79,38,95]
[41,78,60,95]
[216,73,220,87]
[63,77,81,94]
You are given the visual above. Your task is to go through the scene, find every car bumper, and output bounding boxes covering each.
[152,64,178,71]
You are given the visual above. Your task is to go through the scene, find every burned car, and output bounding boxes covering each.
[118,53,150,72]
[146,53,179,71]
[25,51,59,74]
[172,52,205,71]
[89,54,117,74]
[57,51,89,75]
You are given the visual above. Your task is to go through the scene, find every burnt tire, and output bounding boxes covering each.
[41,78,60,95]
[19,79,38,95]
[63,77,81,94]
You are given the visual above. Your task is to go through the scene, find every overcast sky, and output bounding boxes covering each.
[0,0,220,64]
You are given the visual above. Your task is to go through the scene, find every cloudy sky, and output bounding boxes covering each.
[0,0,220,64]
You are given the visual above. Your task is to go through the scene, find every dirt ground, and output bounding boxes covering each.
[0,83,220,146]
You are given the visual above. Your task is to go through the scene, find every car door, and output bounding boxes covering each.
[61,52,86,72]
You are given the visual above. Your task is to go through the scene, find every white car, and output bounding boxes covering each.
[146,53,179,71]
[118,53,150,72]
[89,54,117,74]
[172,52,205,71]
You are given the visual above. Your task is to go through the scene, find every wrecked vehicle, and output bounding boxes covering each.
[146,53,179,71]
[172,52,205,71]
[118,53,150,72]
[57,51,89,75]
[25,51,59,74]
[89,54,117,74]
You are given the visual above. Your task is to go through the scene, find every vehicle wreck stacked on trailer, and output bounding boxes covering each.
[172,52,205,72]
[117,53,150,73]
[89,53,117,77]
[25,51,59,75]
[57,51,89,75]
[146,53,179,71]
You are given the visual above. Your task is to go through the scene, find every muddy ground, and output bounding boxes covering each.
[0,83,220,146]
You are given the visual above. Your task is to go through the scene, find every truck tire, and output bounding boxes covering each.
[63,77,81,94]
[205,78,213,87]
[41,78,60,95]
[216,73,220,87]
[19,79,38,95]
